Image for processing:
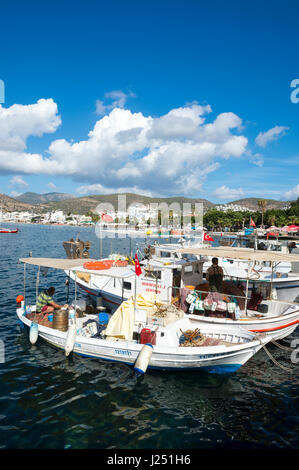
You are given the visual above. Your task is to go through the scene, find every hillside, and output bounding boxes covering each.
[228,198,290,211]
[41,193,215,214]
[0,193,38,212]
[16,192,75,205]
[1,192,293,215]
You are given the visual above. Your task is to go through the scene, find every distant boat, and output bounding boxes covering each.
[0,228,18,233]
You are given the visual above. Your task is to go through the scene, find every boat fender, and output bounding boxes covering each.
[65,324,77,357]
[29,322,39,345]
[134,343,153,376]
[65,310,77,356]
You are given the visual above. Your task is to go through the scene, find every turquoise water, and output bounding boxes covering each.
[0,224,298,449]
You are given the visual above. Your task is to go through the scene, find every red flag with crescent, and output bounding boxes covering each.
[135,253,142,276]
[203,233,214,242]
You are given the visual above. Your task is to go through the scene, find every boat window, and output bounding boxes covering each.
[160,251,172,258]
[182,254,197,261]
[123,281,131,290]
[184,265,193,274]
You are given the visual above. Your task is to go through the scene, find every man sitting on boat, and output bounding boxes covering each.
[206,258,224,293]
[36,287,67,314]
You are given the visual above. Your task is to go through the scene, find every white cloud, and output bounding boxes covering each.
[0,98,61,152]
[284,184,299,200]
[10,175,28,187]
[96,90,136,116]
[10,190,22,198]
[46,182,57,190]
[255,126,289,148]
[76,183,154,197]
[0,99,249,196]
[212,185,245,200]
[251,153,264,167]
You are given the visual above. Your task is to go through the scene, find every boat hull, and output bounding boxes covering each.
[17,309,265,373]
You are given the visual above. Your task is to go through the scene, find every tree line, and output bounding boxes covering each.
[202,198,299,231]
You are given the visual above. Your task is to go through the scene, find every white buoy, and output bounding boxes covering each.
[134,343,153,376]
[65,309,77,357]
[29,322,39,345]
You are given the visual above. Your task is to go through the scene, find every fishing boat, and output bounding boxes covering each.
[16,257,271,374]
[140,241,299,303]
[0,227,18,233]
[176,246,299,340]
[66,252,205,309]
[66,235,299,308]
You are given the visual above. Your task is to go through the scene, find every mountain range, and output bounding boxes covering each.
[0,192,292,214]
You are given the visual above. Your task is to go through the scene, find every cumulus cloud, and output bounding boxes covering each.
[255,126,289,148]
[284,184,299,200]
[0,98,249,196]
[212,185,245,200]
[0,98,61,152]
[96,90,136,116]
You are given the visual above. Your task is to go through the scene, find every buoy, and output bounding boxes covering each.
[16,295,24,304]
[65,325,76,356]
[134,343,153,376]
[65,309,77,356]
[29,322,39,345]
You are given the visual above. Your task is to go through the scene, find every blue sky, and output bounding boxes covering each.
[0,0,298,203]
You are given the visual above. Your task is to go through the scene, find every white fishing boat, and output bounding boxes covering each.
[16,257,270,374]
[66,253,205,309]
[137,240,299,303]
[177,246,299,340]
[66,234,299,313]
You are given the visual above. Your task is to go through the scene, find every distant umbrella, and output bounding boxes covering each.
[101,213,114,222]
[281,225,299,232]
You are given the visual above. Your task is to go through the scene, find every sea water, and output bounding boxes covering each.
[0,223,298,449]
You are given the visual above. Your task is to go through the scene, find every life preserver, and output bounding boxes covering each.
[83,260,114,270]
[83,259,128,270]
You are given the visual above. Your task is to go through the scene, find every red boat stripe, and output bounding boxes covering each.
[250,319,299,333]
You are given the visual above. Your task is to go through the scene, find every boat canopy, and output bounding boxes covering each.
[19,257,97,270]
[177,247,299,263]
[19,257,135,278]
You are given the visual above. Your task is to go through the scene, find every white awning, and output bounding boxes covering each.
[19,257,97,270]
[177,247,299,263]
[19,257,135,278]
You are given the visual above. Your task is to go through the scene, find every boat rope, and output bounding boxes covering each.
[256,336,294,372]
[262,343,293,372]
[270,339,293,352]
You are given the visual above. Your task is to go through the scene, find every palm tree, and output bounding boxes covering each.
[258,199,267,228]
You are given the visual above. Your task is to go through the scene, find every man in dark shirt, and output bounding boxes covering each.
[206,257,224,292]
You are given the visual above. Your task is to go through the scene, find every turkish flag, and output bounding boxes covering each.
[135,253,142,276]
[250,217,256,227]
[203,233,214,242]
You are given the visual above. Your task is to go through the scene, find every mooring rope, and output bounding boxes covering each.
[257,336,294,372]
[262,344,293,372]
[270,339,293,352]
